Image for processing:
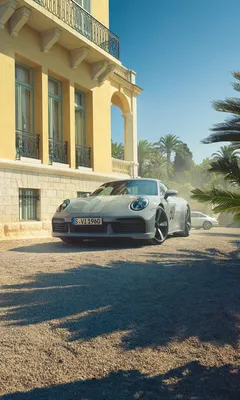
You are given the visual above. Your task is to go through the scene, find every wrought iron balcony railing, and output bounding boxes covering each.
[34,0,120,59]
[16,130,40,160]
[49,138,68,164]
[76,144,91,168]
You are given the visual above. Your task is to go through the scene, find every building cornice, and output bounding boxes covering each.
[0,158,127,181]
[110,73,143,96]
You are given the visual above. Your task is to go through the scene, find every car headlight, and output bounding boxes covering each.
[130,197,149,211]
[56,199,70,212]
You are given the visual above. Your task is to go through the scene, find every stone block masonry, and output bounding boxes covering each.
[0,159,121,239]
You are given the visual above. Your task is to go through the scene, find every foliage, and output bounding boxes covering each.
[138,140,155,177]
[191,71,240,220]
[202,72,240,144]
[111,140,124,160]
[212,145,239,160]
[173,143,193,176]
[154,134,182,178]
[191,188,240,221]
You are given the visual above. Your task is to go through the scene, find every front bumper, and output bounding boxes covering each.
[52,215,155,240]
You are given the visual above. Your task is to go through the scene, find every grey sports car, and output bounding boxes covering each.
[52,178,191,245]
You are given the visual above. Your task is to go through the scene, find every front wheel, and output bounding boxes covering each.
[149,206,169,245]
[203,221,212,230]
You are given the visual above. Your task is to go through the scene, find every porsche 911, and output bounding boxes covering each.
[52,178,191,245]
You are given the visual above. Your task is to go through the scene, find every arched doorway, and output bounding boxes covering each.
[111,91,138,176]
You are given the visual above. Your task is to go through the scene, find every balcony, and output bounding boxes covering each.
[16,130,40,160]
[30,0,120,59]
[76,144,91,168]
[49,138,68,164]
[112,158,132,176]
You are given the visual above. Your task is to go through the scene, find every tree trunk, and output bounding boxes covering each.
[167,152,171,178]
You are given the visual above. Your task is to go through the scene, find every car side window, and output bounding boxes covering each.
[191,212,197,217]
[159,183,167,196]
[95,186,113,196]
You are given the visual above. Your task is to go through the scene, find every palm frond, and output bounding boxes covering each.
[202,132,240,144]
[212,99,240,114]
[191,188,240,220]
[208,157,240,185]
[230,142,240,151]
[211,116,240,131]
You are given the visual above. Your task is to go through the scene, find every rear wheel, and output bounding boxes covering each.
[149,206,169,245]
[60,237,83,245]
[203,221,212,230]
[178,206,191,237]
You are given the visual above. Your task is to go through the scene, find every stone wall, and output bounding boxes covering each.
[0,160,119,239]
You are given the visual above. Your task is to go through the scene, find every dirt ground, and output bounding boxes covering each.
[0,228,239,399]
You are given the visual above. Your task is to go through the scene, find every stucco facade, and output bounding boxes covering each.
[0,0,142,237]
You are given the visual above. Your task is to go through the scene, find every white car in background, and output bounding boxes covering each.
[191,211,218,230]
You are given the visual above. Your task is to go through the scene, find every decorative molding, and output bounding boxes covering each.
[0,157,128,181]
[91,60,108,81]
[0,0,17,29]
[98,64,116,85]
[122,112,133,120]
[41,27,61,53]
[110,73,143,96]
[9,7,31,37]
[70,47,89,69]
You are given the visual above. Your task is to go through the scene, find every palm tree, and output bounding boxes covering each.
[111,140,124,160]
[154,134,182,178]
[192,73,240,221]
[144,149,167,179]
[138,140,154,177]
[191,187,240,221]
[202,72,240,144]
[192,149,240,221]
[192,149,240,220]
[211,145,239,161]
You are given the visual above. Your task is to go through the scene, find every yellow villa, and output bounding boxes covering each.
[0,0,142,237]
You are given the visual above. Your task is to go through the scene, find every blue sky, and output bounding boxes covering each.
[109,0,240,164]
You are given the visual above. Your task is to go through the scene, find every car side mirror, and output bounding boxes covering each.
[164,189,178,200]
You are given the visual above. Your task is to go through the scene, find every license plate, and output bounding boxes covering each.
[72,217,103,225]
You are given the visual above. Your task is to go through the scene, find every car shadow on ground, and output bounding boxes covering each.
[2,361,240,400]
[7,238,147,253]
[2,241,240,349]
[1,240,240,399]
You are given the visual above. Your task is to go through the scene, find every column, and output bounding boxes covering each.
[0,50,15,160]
[123,96,139,177]
[34,66,49,164]
[131,93,139,177]
[63,80,75,168]
[91,84,112,174]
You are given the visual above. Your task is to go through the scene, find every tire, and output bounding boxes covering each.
[149,206,169,245]
[60,237,83,245]
[176,206,191,237]
[203,221,212,230]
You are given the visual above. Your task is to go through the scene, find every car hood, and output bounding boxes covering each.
[63,195,154,214]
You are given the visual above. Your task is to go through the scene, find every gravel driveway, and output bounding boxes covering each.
[0,228,239,399]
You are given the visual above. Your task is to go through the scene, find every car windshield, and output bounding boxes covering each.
[91,180,158,196]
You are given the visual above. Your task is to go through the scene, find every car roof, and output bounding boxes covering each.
[102,178,161,185]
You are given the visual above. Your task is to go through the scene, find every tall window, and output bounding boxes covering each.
[19,189,39,221]
[75,90,86,146]
[48,78,62,140]
[15,63,34,133]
